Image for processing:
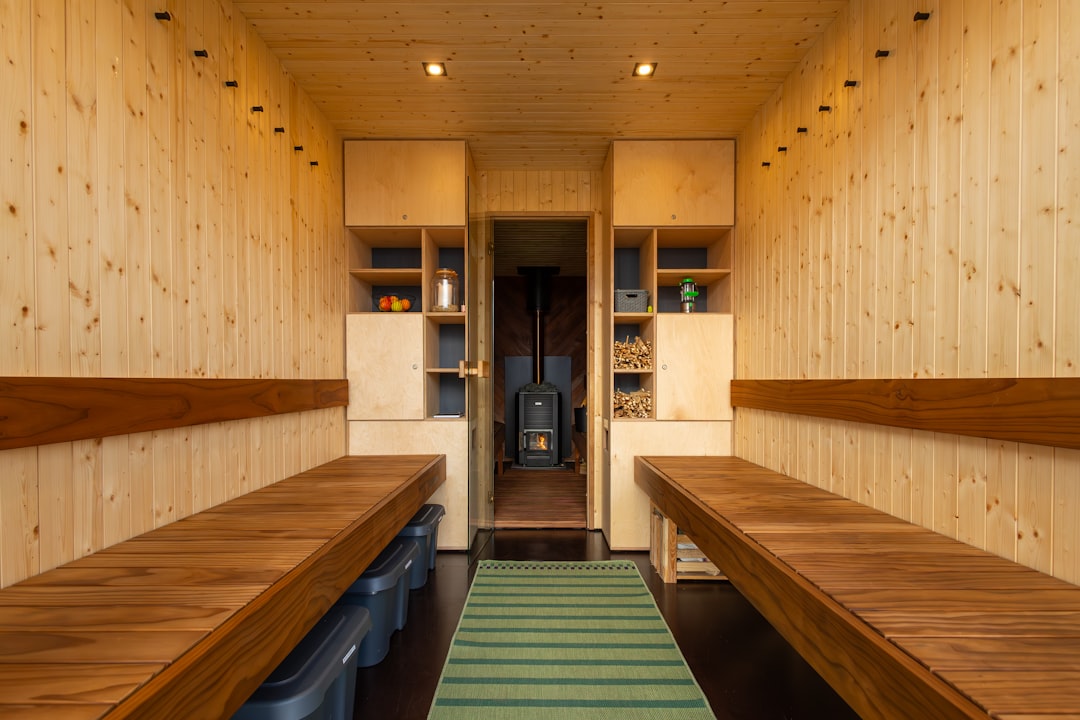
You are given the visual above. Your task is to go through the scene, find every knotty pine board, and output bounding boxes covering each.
[0,0,346,588]
[735,0,1080,583]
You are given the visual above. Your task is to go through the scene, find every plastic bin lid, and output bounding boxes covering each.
[400,504,446,535]
[240,605,371,717]
[347,539,420,594]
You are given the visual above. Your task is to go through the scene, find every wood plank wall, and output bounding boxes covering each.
[735,0,1080,583]
[0,0,346,588]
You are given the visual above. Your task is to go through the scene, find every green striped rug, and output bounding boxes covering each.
[428,560,716,719]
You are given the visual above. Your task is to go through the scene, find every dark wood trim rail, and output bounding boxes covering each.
[637,455,1080,720]
[0,377,348,450]
[0,454,445,720]
[731,378,1080,450]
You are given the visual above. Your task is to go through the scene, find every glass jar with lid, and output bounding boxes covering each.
[431,268,460,311]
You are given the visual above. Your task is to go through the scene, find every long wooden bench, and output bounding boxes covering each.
[635,379,1080,716]
[0,376,444,717]
[637,455,1080,720]
[0,453,445,719]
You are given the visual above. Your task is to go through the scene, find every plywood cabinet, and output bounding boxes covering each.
[348,420,468,550]
[654,314,733,421]
[605,139,736,550]
[344,140,466,227]
[344,139,472,549]
[608,421,731,549]
[346,314,424,420]
[612,140,735,227]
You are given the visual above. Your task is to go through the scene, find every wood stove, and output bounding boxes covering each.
[517,390,560,467]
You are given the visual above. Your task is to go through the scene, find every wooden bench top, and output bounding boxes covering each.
[636,455,1080,720]
[0,454,445,720]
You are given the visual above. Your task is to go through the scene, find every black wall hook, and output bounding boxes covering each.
[844,80,858,87]
[796,127,808,134]
[193,49,208,58]
[274,127,285,133]
[294,145,304,152]
[154,11,171,20]
[914,11,931,21]
[778,146,788,152]
[251,105,264,112]
[819,105,832,112]
[310,161,319,167]
[875,49,890,58]
[762,161,771,167]
[224,80,238,87]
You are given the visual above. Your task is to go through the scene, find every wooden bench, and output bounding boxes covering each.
[637,455,1080,720]
[0,453,445,719]
[635,377,1080,719]
[0,376,446,718]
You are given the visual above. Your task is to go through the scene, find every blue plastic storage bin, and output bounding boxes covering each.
[337,538,419,667]
[232,604,371,720]
[396,503,445,589]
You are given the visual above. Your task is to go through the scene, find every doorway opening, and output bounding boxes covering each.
[491,218,588,529]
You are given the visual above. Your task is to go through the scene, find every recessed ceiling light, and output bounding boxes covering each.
[633,62,657,77]
[423,62,447,77]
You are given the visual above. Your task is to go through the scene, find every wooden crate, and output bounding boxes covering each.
[650,503,727,583]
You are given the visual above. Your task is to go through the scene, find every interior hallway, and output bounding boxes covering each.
[355,530,859,720]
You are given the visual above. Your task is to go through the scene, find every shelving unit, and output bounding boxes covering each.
[655,227,732,314]
[604,139,737,551]
[610,225,732,420]
[346,225,467,420]
[343,139,472,553]
[347,227,423,314]
[650,505,727,583]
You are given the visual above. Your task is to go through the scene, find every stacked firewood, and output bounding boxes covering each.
[613,336,652,370]
[613,389,652,418]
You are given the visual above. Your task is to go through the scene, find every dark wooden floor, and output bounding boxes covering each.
[494,464,587,529]
[355,529,859,720]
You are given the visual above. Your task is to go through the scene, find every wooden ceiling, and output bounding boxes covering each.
[235,1,844,170]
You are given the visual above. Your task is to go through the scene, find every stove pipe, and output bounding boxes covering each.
[518,266,558,385]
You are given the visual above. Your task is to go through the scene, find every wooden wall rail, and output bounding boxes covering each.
[0,377,348,451]
[731,378,1080,451]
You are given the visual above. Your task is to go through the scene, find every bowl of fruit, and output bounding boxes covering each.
[377,294,413,312]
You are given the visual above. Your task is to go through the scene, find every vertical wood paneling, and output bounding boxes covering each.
[892,0,916,521]
[912,0,939,380]
[97,0,128,379]
[2,0,35,378]
[0,449,39,586]
[67,0,101,378]
[1057,0,1080,585]
[892,0,915,383]
[986,439,1018,561]
[124,0,152,378]
[1061,0,1080,379]
[736,0,1080,582]
[956,0,991,546]
[33,0,69,377]
[148,0,175,378]
[1020,0,1057,378]
[988,0,1022,379]
[32,0,77,573]
[0,0,346,588]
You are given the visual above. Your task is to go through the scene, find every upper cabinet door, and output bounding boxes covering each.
[612,140,735,227]
[344,140,466,227]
